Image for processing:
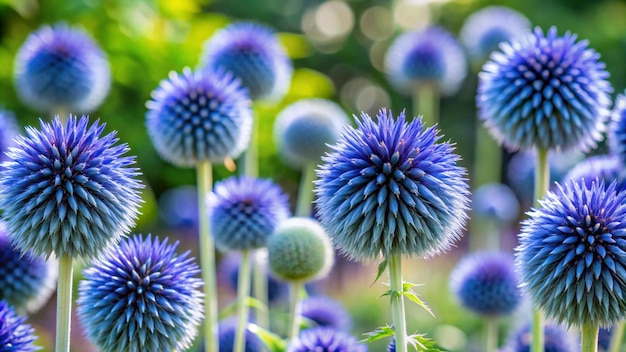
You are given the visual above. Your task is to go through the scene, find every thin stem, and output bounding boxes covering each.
[472,124,502,187]
[485,317,498,352]
[55,255,74,352]
[609,322,625,352]
[412,83,439,127]
[388,255,408,352]
[252,250,269,329]
[581,322,599,352]
[288,281,304,341]
[197,161,219,352]
[234,250,252,352]
[241,107,259,178]
[295,163,317,217]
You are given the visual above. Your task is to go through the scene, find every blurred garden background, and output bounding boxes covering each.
[1,0,626,351]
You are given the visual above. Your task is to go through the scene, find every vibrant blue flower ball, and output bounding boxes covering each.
[505,323,578,352]
[315,109,470,261]
[274,99,349,168]
[287,327,367,352]
[209,176,291,252]
[14,23,110,113]
[217,316,265,352]
[460,6,531,65]
[0,115,142,259]
[77,234,204,352]
[561,155,624,190]
[385,26,467,96]
[478,26,612,151]
[472,183,520,225]
[301,295,352,331]
[146,68,252,167]
[0,300,38,352]
[200,22,292,101]
[517,179,626,326]
[608,92,626,165]
[450,251,521,317]
[0,109,19,165]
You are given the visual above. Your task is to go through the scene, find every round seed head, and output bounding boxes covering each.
[472,183,520,225]
[0,300,39,352]
[301,295,352,331]
[287,327,367,352]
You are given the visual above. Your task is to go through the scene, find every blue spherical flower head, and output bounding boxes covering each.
[14,23,110,113]
[315,109,470,261]
[77,234,204,352]
[608,92,626,165]
[506,323,578,352]
[146,67,253,167]
[385,26,467,96]
[478,26,612,152]
[301,295,352,331]
[287,327,367,352]
[460,6,531,65]
[200,21,292,101]
[561,155,624,190]
[0,115,142,259]
[209,176,291,252]
[158,185,199,233]
[274,99,349,168]
[217,316,265,352]
[450,251,522,317]
[0,300,38,351]
[472,183,520,226]
[517,179,626,326]
[0,109,19,165]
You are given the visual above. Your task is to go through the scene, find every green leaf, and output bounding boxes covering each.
[361,325,395,343]
[248,323,287,352]
[407,333,443,352]
[370,258,389,287]
[400,282,435,318]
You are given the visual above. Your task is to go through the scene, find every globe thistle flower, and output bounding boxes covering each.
[208,176,291,252]
[477,26,612,152]
[608,92,626,165]
[561,155,624,190]
[157,185,199,234]
[504,323,578,352]
[77,234,204,352]
[517,179,626,326]
[0,300,39,352]
[146,67,253,167]
[274,99,349,168]
[460,6,531,65]
[301,295,352,331]
[315,109,470,261]
[287,327,367,352]
[450,251,522,317]
[14,23,110,113]
[387,338,396,352]
[384,26,467,96]
[0,223,57,313]
[472,183,520,226]
[0,115,142,259]
[598,326,612,351]
[217,317,265,352]
[0,109,19,165]
[199,21,292,101]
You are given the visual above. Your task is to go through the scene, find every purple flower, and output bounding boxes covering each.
[0,300,39,351]
[504,323,578,352]
[287,327,367,352]
[472,183,520,225]
[157,185,199,233]
[561,155,624,190]
[217,317,265,352]
[0,109,19,165]
[608,91,626,165]
[301,295,352,331]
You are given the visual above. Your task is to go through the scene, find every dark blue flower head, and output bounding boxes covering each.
[504,323,578,352]
[450,251,522,317]
[561,155,624,190]
[0,109,19,165]
[460,6,531,65]
[387,338,395,352]
[274,99,349,168]
[77,234,204,352]
[478,26,612,152]
[146,67,253,167]
[385,26,467,96]
[598,326,612,351]
[517,179,626,326]
[14,23,110,113]
[209,176,291,252]
[157,185,199,233]
[301,295,352,331]
[0,223,57,314]
[287,327,367,352]
[200,21,292,101]
[0,115,142,259]
[217,316,265,352]
[315,109,470,261]
[472,183,520,225]
[608,92,626,165]
[0,300,39,351]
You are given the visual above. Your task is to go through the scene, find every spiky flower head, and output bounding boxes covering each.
[208,176,291,252]
[504,323,578,352]
[14,23,110,113]
[274,99,349,168]
[478,26,612,152]
[0,223,57,314]
[450,251,521,317]
[217,317,265,352]
[301,295,352,331]
[146,67,252,167]
[517,179,626,326]
[472,183,520,225]
[384,26,467,96]
[200,21,292,101]
[315,109,470,261]
[267,217,334,283]
[0,115,142,259]
[77,234,204,352]
[460,6,531,65]
[0,300,38,351]
[608,92,626,165]
[561,155,624,190]
[0,109,19,165]
[287,327,367,352]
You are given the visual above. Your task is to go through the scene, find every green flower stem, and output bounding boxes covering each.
[581,323,599,352]
[252,250,269,329]
[388,255,408,352]
[55,255,74,352]
[288,281,304,341]
[485,317,498,352]
[241,106,259,178]
[412,83,439,127]
[295,163,317,217]
[609,322,625,352]
[197,161,219,352]
[234,250,252,352]
[532,147,550,352]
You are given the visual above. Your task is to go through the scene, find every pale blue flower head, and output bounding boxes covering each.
[77,234,204,352]
[14,23,110,113]
[315,109,470,261]
[0,115,142,259]
[608,92,626,165]
[504,323,578,352]
[301,295,352,331]
[217,317,265,352]
[0,109,19,165]
[561,155,624,190]
[472,183,520,225]
[146,67,252,167]
[0,300,39,351]
[200,21,292,101]
[478,26,612,151]
[287,327,367,352]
